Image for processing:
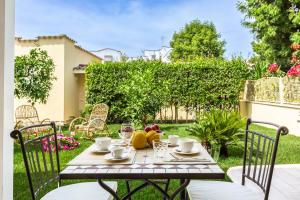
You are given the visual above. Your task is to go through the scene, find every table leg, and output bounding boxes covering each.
[98,179,120,200]
[98,179,190,200]
[180,179,187,200]
[176,179,190,200]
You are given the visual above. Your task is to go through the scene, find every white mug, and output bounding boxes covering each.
[111,146,125,159]
[95,137,111,151]
[168,135,179,145]
[179,139,194,153]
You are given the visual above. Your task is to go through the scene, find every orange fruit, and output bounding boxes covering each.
[131,131,147,149]
[146,130,161,147]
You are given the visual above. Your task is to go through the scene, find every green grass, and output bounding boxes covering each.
[13,124,300,200]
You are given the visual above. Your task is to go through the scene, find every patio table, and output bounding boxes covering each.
[59,140,225,200]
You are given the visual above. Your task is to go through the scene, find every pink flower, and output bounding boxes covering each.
[268,63,279,73]
[288,64,300,76]
[63,145,69,150]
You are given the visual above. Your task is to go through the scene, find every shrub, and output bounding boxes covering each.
[85,58,250,124]
[188,109,245,157]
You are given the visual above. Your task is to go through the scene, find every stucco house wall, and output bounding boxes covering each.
[14,35,101,122]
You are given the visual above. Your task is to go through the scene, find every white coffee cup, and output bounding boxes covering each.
[179,139,194,153]
[111,146,125,159]
[95,137,111,151]
[168,135,179,145]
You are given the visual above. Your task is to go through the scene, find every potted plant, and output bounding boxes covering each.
[187,109,245,157]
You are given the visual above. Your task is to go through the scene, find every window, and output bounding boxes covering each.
[104,55,113,62]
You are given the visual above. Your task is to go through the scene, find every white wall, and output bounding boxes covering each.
[0,0,15,199]
[14,38,66,121]
[93,49,122,62]
[143,47,172,63]
[14,36,100,122]
[240,101,300,136]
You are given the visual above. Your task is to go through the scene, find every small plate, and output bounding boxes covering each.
[168,142,178,147]
[104,153,129,161]
[173,148,200,155]
[92,146,110,153]
[111,141,128,147]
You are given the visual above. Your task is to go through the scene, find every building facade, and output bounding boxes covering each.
[14,35,102,122]
[92,48,124,62]
[143,46,172,63]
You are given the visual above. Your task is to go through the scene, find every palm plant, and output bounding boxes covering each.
[187,119,213,151]
[187,109,245,157]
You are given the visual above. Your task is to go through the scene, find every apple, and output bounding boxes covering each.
[144,126,152,133]
[151,124,160,131]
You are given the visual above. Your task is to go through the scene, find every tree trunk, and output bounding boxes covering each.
[164,107,167,123]
[185,106,189,123]
[159,109,162,124]
[170,104,174,123]
[174,102,178,123]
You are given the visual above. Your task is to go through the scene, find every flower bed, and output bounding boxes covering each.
[41,134,80,152]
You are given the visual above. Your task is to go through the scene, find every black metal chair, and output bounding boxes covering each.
[11,122,117,200]
[186,118,288,200]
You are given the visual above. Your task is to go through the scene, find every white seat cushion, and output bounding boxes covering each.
[41,181,117,200]
[187,180,264,200]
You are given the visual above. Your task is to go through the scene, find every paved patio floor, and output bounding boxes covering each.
[227,164,300,200]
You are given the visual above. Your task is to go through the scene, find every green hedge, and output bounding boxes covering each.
[85,58,249,124]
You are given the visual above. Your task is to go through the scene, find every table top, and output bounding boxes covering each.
[60,140,225,180]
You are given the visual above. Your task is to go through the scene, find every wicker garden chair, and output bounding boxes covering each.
[14,105,50,129]
[69,103,110,138]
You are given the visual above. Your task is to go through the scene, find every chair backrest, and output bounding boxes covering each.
[89,103,109,122]
[242,118,288,200]
[15,105,40,125]
[11,122,60,200]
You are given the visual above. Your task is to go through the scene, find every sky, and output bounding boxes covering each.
[15,0,254,58]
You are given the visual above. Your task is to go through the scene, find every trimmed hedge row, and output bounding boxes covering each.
[85,58,250,124]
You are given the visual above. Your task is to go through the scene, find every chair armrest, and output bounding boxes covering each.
[14,120,23,129]
[40,118,51,124]
[69,117,88,131]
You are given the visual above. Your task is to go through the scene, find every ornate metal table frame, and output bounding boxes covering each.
[60,142,225,200]
[98,178,190,200]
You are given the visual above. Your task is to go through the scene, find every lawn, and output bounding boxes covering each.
[13,123,300,200]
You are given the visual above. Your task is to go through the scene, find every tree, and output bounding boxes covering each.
[170,20,225,61]
[238,0,300,70]
[15,48,56,104]
[118,61,165,126]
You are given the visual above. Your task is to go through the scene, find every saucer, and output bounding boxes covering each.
[173,147,200,155]
[168,142,178,147]
[92,146,110,153]
[104,153,129,161]
[111,141,128,147]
